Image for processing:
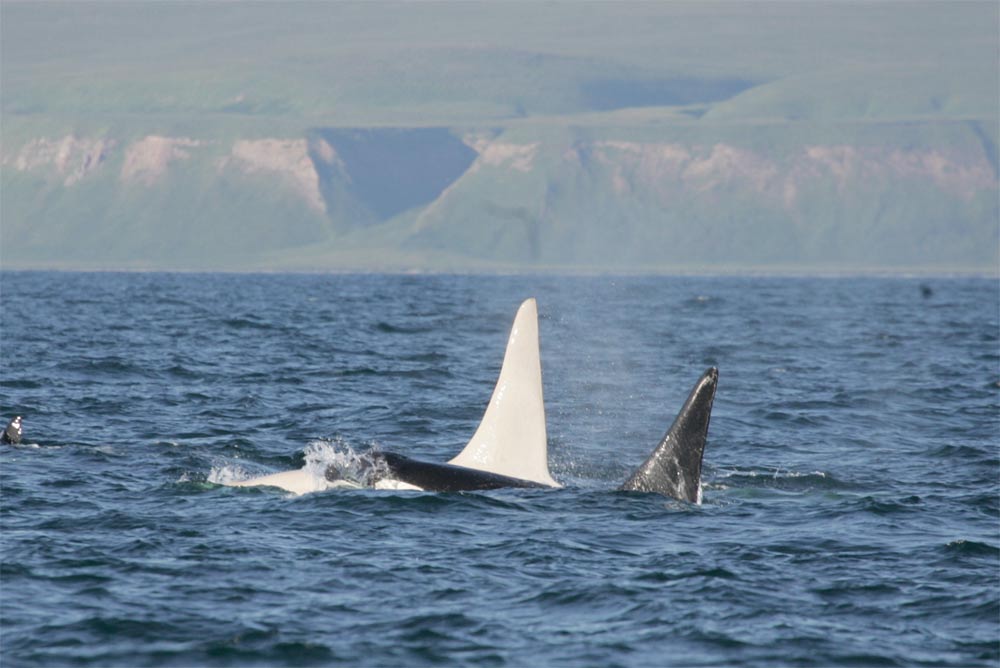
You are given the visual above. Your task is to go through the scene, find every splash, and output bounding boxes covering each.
[206,437,390,491]
[301,437,390,487]
[7,441,43,450]
[207,462,257,486]
[716,466,829,481]
[710,466,847,494]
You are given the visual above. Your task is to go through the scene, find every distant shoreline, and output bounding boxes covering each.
[1,264,995,280]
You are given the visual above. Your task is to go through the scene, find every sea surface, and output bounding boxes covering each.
[1,272,997,667]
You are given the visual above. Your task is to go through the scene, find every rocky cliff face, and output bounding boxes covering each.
[403,125,998,268]
[1,121,996,270]
[6,134,326,210]
[7,135,117,186]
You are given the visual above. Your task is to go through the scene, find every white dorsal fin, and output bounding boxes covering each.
[448,298,560,487]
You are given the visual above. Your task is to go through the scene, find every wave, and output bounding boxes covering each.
[940,539,1000,558]
[850,494,926,516]
[375,321,433,334]
[2,378,44,389]
[711,466,851,492]
[219,316,277,330]
[57,357,144,376]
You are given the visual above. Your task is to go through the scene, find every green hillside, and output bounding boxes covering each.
[1,1,997,272]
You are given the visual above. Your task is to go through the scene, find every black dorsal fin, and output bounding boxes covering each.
[2,416,23,445]
[620,368,718,503]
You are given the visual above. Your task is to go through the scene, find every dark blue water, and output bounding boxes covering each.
[1,272,997,667]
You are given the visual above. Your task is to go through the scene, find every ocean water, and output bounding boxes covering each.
[1,271,997,668]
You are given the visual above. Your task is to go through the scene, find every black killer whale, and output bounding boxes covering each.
[225,299,718,503]
[2,416,22,445]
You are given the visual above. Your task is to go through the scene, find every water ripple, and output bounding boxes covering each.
[1,273,997,668]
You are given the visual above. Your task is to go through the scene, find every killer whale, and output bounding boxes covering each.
[620,367,717,503]
[223,299,719,502]
[331,451,551,492]
[225,298,558,495]
[2,416,22,445]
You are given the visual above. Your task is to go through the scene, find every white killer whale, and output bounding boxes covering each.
[222,299,718,503]
[225,298,556,494]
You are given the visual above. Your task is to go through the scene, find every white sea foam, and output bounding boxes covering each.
[9,441,43,450]
[206,437,387,491]
[304,438,390,486]
[715,466,828,480]
[207,463,257,485]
